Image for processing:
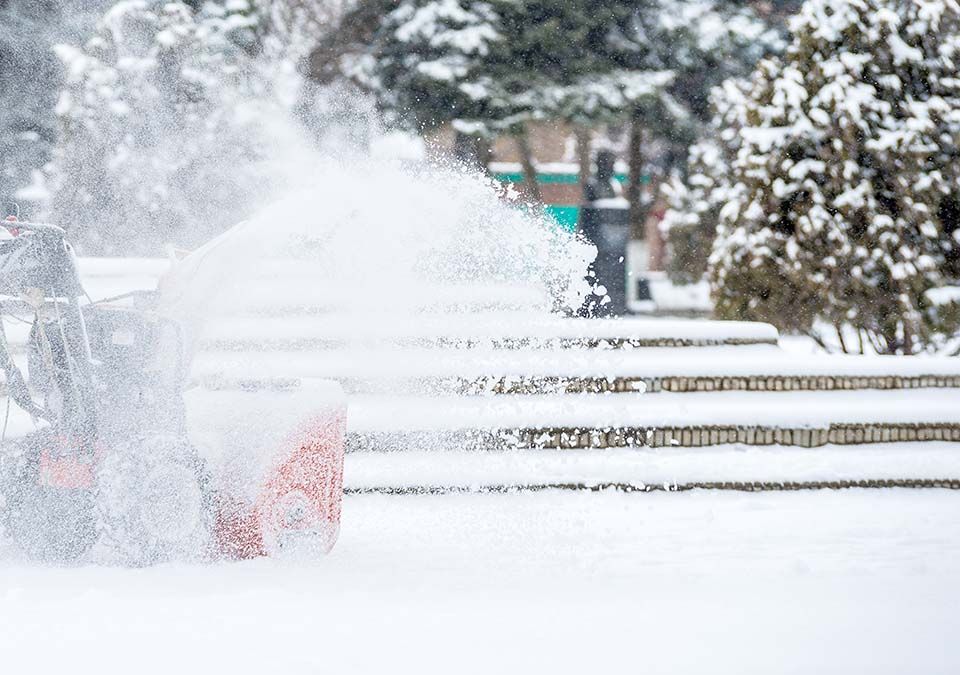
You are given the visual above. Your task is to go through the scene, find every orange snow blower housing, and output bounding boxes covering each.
[0,217,347,563]
[158,222,349,562]
[212,406,346,560]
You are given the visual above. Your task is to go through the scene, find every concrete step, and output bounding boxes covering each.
[2,314,780,356]
[192,345,960,394]
[343,444,960,491]
[343,389,960,450]
[193,315,779,350]
[348,424,960,451]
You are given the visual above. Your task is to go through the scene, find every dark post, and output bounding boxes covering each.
[577,149,629,316]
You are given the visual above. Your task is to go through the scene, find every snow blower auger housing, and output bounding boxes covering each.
[0,217,347,563]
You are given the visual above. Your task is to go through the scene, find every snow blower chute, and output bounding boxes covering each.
[0,217,346,563]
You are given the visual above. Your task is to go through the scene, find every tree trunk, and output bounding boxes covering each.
[514,126,543,204]
[644,175,667,271]
[454,131,489,173]
[627,107,646,241]
[899,301,915,354]
[835,324,849,354]
[575,125,592,204]
[475,135,493,172]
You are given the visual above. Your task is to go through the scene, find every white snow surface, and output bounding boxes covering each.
[193,313,778,343]
[2,385,959,442]
[646,276,713,313]
[344,443,960,488]
[15,255,774,343]
[1,490,957,673]
[191,344,960,380]
[4,386,956,442]
[5,312,779,353]
[346,389,960,432]
[75,257,171,278]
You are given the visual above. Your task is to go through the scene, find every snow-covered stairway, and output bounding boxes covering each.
[187,315,960,458]
[342,445,960,493]
[4,258,960,491]
[193,343,960,396]
[184,316,960,454]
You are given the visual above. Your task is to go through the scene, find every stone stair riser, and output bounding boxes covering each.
[6,373,959,399]
[346,478,960,495]
[197,336,779,352]
[456,374,960,395]
[347,423,960,451]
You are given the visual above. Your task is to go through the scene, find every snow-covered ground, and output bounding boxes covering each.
[2,250,956,675]
[345,443,960,488]
[1,489,957,674]
[190,344,960,379]
[5,388,960,444]
[346,389,960,432]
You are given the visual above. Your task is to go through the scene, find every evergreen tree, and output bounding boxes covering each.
[354,0,777,208]
[46,0,265,255]
[607,0,782,237]
[354,0,500,133]
[660,138,735,284]
[709,0,960,353]
[468,0,670,199]
[0,1,112,213]
[660,78,753,284]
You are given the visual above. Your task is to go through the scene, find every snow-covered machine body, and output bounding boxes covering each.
[0,217,346,563]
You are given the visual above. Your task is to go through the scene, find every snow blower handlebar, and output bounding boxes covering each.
[0,324,50,422]
[0,220,85,300]
[0,219,94,428]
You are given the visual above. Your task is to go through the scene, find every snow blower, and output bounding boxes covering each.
[0,217,346,563]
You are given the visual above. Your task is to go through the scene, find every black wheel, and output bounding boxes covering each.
[0,430,98,563]
[97,434,215,566]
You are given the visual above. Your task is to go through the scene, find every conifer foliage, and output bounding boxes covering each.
[660,79,754,285]
[708,0,960,353]
[0,0,112,212]
[46,1,263,254]
[352,0,501,132]
[660,138,733,284]
[359,0,777,147]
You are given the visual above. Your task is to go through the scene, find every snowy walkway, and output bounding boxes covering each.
[0,490,957,674]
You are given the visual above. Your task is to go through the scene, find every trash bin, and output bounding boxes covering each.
[579,203,629,316]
